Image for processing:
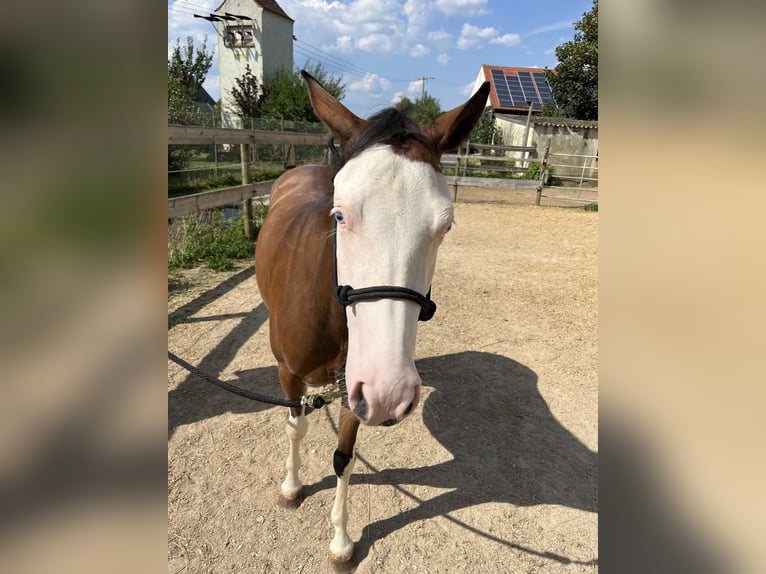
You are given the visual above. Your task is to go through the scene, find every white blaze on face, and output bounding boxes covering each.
[332,145,454,426]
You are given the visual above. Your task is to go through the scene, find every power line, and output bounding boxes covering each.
[169,0,219,14]
[294,38,412,83]
[294,40,373,78]
[415,76,434,98]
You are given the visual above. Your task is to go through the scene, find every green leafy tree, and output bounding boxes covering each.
[168,36,214,124]
[168,36,214,170]
[394,94,442,124]
[545,0,598,120]
[260,62,345,122]
[469,108,503,145]
[228,64,269,121]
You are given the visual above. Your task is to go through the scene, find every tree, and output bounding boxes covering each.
[394,94,442,124]
[168,36,214,170]
[167,36,214,124]
[228,64,269,122]
[469,108,503,145]
[260,62,346,122]
[545,0,598,120]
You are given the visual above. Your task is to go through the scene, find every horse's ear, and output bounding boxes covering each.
[301,70,365,145]
[432,81,491,153]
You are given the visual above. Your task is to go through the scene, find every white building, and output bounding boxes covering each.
[215,0,294,127]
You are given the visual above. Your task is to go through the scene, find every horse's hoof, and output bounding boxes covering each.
[329,549,356,574]
[277,487,305,509]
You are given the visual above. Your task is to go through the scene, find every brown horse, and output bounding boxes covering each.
[255,71,489,567]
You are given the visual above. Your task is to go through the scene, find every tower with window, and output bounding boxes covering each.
[215,0,294,127]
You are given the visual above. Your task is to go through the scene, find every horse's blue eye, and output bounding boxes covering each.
[334,211,345,224]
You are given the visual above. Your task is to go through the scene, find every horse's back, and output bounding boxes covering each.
[255,165,346,378]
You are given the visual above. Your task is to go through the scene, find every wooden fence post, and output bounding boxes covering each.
[240,143,254,239]
[535,141,550,206]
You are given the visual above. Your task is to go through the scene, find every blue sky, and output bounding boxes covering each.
[168,0,591,117]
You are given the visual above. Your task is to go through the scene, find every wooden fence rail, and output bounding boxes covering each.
[167,125,330,235]
[440,141,541,200]
[167,181,273,220]
[168,125,327,146]
[167,127,596,223]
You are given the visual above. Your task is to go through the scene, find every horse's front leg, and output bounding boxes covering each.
[329,406,360,565]
[278,365,307,507]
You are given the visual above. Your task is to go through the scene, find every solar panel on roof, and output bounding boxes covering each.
[489,68,557,109]
[517,71,538,104]
[497,95,514,107]
[503,74,523,106]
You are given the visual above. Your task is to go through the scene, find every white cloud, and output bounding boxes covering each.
[457,23,497,50]
[357,33,395,52]
[334,35,354,52]
[407,80,424,95]
[434,0,490,17]
[527,21,574,37]
[409,43,430,57]
[490,33,522,47]
[391,91,406,105]
[350,73,392,93]
[428,29,452,44]
[403,0,431,38]
[436,52,451,65]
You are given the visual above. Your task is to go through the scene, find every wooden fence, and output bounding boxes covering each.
[167,125,326,146]
[167,126,596,229]
[167,124,329,236]
[536,143,598,205]
[440,141,544,201]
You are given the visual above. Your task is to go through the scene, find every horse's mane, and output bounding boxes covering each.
[332,107,438,173]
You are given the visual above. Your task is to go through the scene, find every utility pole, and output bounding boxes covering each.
[416,76,434,99]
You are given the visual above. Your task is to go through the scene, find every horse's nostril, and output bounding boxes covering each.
[352,394,369,421]
[404,401,414,416]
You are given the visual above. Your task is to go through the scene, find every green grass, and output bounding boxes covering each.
[168,201,268,271]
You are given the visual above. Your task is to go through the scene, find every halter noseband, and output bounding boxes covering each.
[332,225,436,322]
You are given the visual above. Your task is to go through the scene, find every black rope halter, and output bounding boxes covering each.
[331,224,437,322]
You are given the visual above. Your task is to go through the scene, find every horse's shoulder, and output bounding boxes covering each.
[270,165,334,205]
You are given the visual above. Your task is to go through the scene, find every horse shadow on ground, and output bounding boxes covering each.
[168,266,278,438]
[301,350,598,566]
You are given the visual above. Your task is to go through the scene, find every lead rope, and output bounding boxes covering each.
[168,351,338,410]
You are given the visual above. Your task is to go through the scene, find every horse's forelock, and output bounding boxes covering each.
[332,108,441,174]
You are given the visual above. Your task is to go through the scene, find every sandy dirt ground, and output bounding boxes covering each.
[168,199,598,573]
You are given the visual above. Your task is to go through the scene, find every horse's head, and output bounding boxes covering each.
[304,71,489,426]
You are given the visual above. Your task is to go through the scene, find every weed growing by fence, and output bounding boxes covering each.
[168,203,268,271]
[524,162,555,185]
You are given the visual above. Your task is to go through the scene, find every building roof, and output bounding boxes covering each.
[480,64,557,114]
[533,116,598,129]
[215,0,293,22]
[193,86,216,107]
[257,0,293,21]
[494,113,597,129]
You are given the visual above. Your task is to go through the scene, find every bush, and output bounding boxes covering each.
[168,208,264,271]
[523,162,555,185]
